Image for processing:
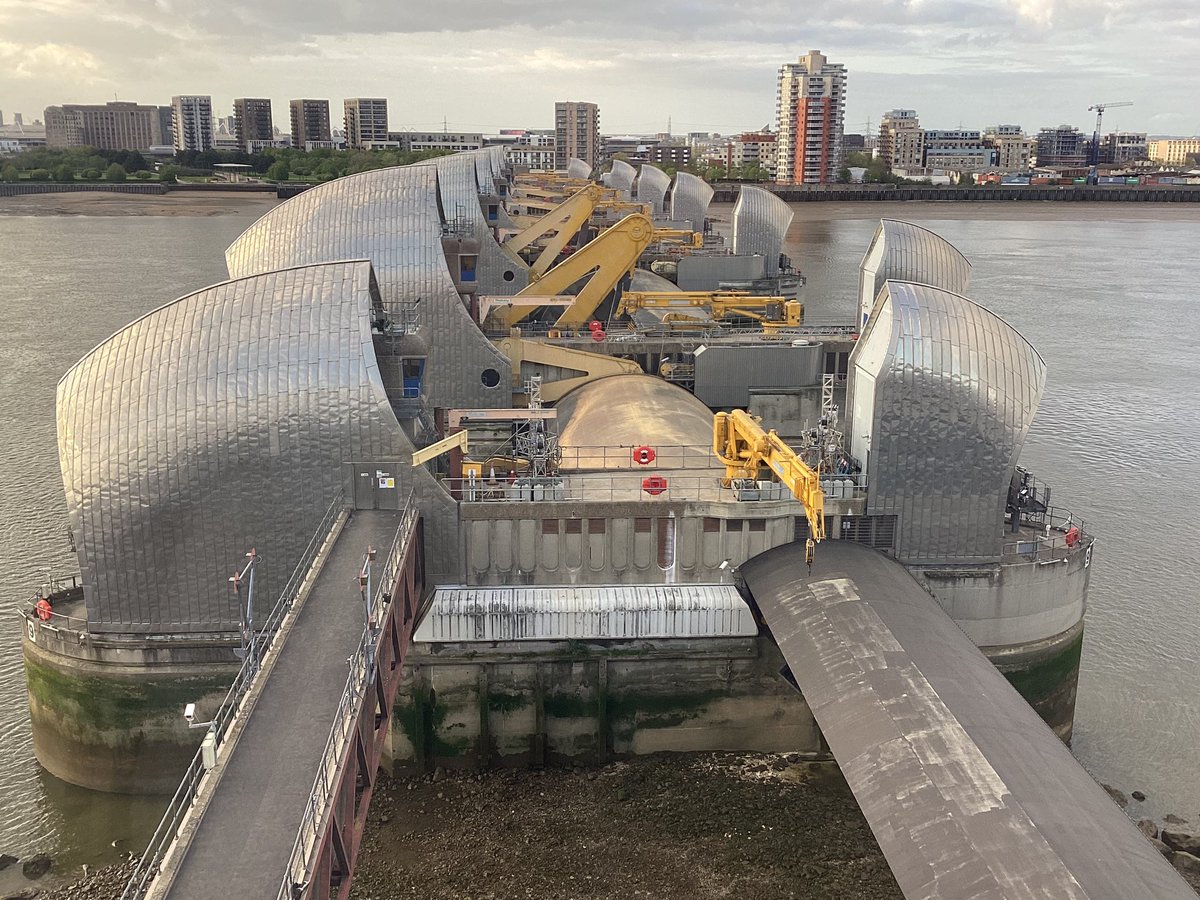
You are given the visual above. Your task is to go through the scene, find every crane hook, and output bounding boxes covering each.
[805,537,815,574]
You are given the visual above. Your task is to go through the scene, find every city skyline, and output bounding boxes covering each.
[1,1,1196,137]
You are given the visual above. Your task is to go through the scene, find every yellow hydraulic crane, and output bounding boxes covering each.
[713,410,824,568]
[618,291,804,329]
[505,184,608,277]
[488,214,655,331]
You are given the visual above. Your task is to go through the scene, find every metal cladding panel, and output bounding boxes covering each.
[732,186,794,275]
[566,157,592,179]
[434,152,529,297]
[670,172,714,232]
[636,164,670,217]
[224,164,510,410]
[741,541,1194,900]
[56,262,416,634]
[859,219,971,327]
[694,342,823,408]
[414,584,756,641]
[608,159,636,200]
[677,254,766,291]
[473,151,496,196]
[849,281,1045,564]
[555,375,717,466]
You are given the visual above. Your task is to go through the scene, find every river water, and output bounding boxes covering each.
[0,201,1197,875]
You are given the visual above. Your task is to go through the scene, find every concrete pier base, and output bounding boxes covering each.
[22,623,239,794]
[387,635,820,773]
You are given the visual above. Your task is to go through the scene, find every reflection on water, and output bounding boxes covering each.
[0,201,1197,870]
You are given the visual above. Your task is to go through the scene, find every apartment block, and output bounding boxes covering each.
[878,109,923,170]
[289,99,332,150]
[171,95,214,152]
[983,125,1035,172]
[233,98,273,151]
[1101,132,1148,164]
[396,132,484,153]
[554,101,600,169]
[775,50,847,185]
[1148,138,1200,166]
[922,130,997,172]
[44,101,166,151]
[343,98,389,149]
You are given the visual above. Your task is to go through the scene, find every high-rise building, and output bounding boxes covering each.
[878,109,923,171]
[171,95,214,152]
[983,125,1035,172]
[157,106,174,148]
[44,102,166,151]
[233,98,273,151]
[343,98,389,149]
[554,101,600,169]
[1034,126,1088,167]
[289,99,332,150]
[775,50,846,185]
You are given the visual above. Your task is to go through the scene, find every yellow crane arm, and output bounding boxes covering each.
[618,292,803,327]
[713,410,825,542]
[490,214,655,331]
[505,184,606,277]
[411,430,469,467]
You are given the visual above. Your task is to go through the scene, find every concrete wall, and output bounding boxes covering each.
[387,635,820,772]
[460,501,818,586]
[912,546,1091,647]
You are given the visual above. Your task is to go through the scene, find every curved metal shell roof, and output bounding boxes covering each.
[56,261,417,634]
[670,171,714,231]
[224,164,510,410]
[732,185,794,275]
[434,151,529,296]
[847,280,1045,564]
[858,218,971,327]
[566,157,592,179]
[608,159,636,200]
[636,164,671,217]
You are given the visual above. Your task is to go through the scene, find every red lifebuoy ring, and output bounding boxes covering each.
[642,475,667,496]
[1064,525,1081,548]
[588,320,603,332]
[633,446,656,466]
[591,329,606,342]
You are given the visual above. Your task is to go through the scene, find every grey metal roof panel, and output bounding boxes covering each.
[566,157,592,179]
[608,159,636,200]
[636,164,670,217]
[415,583,756,641]
[732,185,794,275]
[670,171,714,231]
[847,280,1045,564]
[56,261,417,634]
[434,151,529,296]
[859,218,972,327]
[224,163,510,410]
[740,540,1194,900]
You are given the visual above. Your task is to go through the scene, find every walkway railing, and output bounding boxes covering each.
[121,491,347,900]
[1001,506,1091,565]
[482,319,859,341]
[277,492,419,900]
[19,574,87,632]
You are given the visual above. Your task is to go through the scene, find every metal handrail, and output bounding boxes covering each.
[121,490,347,900]
[19,574,88,632]
[277,492,419,900]
[1001,506,1090,564]
[481,320,858,341]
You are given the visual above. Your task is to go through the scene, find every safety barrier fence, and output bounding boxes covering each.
[468,444,860,475]
[481,319,859,341]
[120,491,347,900]
[20,574,87,632]
[276,492,420,900]
[1001,506,1091,565]
[449,470,867,504]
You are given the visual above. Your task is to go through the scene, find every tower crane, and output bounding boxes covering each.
[1087,101,1133,171]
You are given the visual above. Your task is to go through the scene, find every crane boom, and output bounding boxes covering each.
[713,410,825,543]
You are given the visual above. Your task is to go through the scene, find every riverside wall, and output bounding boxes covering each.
[712,184,1200,203]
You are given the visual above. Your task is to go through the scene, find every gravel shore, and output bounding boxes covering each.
[350,752,903,900]
[0,191,277,217]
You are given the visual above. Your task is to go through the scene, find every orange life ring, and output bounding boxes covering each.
[36,599,52,622]
[1064,525,1081,548]
[642,475,668,496]
[633,446,656,466]
[591,329,606,342]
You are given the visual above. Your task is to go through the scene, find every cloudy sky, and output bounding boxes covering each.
[1,0,1195,137]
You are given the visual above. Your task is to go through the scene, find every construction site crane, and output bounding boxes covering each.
[486,214,655,331]
[713,410,824,568]
[1088,100,1133,168]
[617,291,803,330]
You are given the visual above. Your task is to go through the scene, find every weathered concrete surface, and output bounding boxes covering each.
[388,635,819,772]
[740,540,1194,900]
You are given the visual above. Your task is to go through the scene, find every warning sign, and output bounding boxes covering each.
[379,476,395,489]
